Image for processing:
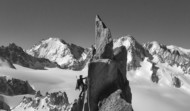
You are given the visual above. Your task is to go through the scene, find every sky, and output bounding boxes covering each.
[0,0,190,49]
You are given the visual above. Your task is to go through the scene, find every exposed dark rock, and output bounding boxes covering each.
[172,76,181,88]
[71,99,78,111]
[49,91,69,105]
[113,46,127,79]
[99,89,132,111]
[95,15,113,59]
[71,15,132,111]
[0,76,35,96]
[35,91,42,97]
[0,101,10,111]
[151,63,159,83]
[88,59,132,111]
[0,95,10,111]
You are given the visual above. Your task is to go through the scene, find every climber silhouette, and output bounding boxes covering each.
[90,45,96,61]
[76,75,87,98]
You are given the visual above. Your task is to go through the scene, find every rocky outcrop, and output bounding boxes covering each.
[172,76,181,88]
[99,90,132,111]
[13,91,70,111]
[95,15,113,59]
[113,46,127,79]
[0,76,35,96]
[0,101,10,111]
[35,90,42,97]
[0,43,58,69]
[151,63,159,83]
[0,57,15,69]
[27,38,88,70]
[0,95,11,111]
[71,15,132,111]
[88,58,132,111]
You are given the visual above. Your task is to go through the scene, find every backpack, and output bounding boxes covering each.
[75,79,80,90]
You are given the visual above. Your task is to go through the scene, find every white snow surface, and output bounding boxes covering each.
[0,58,14,68]
[147,41,161,54]
[113,35,135,49]
[167,45,190,55]
[1,58,190,111]
[26,38,87,68]
[27,38,73,65]
[0,64,88,109]
[128,58,190,111]
[147,41,190,56]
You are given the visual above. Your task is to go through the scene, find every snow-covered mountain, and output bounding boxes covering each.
[0,43,58,69]
[1,15,190,111]
[13,91,71,111]
[1,35,190,111]
[27,38,88,70]
[113,35,151,70]
[112,35,190,90]
[144,41,190,74]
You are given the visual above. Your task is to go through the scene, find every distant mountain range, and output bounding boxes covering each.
[1,15,190,111]
[1,35,190,74]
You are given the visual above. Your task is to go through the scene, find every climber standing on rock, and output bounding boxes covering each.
[90,45,96,61]
[75,75,87,98]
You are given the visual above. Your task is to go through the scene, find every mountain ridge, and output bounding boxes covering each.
[26,37,88,70]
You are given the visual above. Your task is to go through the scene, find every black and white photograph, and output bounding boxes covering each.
[0,0,190,111]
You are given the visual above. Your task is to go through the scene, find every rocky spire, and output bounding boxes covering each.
[94,15,113,59]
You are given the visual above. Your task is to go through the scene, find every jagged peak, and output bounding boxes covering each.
[0,43,24,52]
[28,37,68,51]
[117,35,137,43]
[113,35,141,49]
[95,15,101,21]
[95,15,107,28]
[145,41,190,55]
[41,37,67,44]
[145,41,162,48]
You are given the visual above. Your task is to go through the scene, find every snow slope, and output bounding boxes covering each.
[0,64,88,109]
[0,57,15,69]
[1,58,190,111]
[13,91,70,111]
[26,38,87,70]
[128,58,190,111]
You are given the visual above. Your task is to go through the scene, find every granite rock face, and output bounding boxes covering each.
[113,46,127,79]
[88,59,132,111]
[71,15,132,111]
[99,89,132,111]
[95,15,113,59]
